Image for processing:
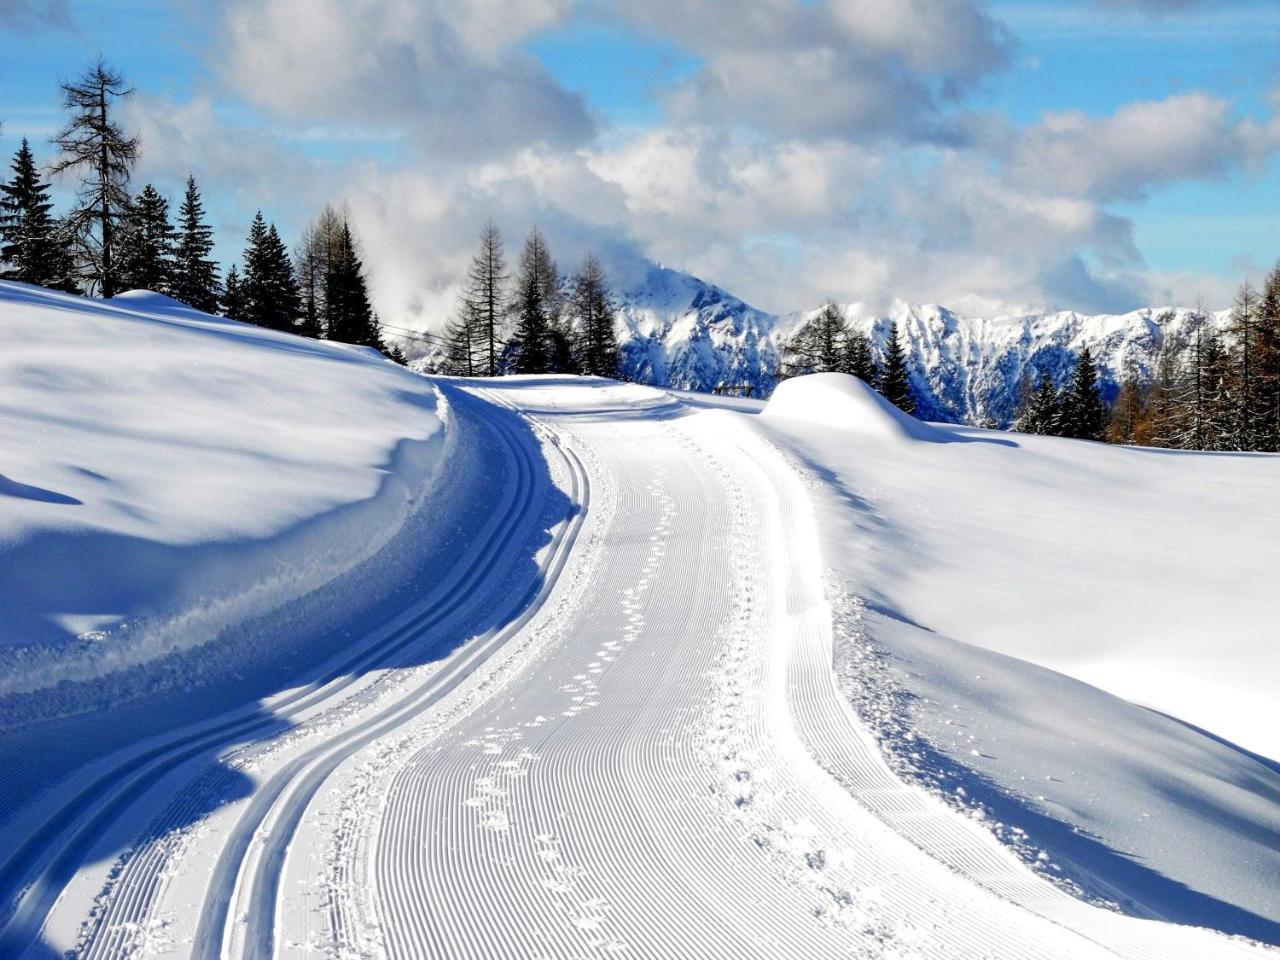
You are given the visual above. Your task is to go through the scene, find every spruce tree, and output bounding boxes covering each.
[326,220,381,348]
[117,183,174,293]
[49,60,140,297]
[241,212,300,331]
[509,228,558,375]
[879,321,915,414]
[568,253,618,377]
[844,326,877,384]
[1014,372,1062,435]
[0,138,78,291]
[172,175,220,312]
[1060,347,1106,440]
[221,263,246,320]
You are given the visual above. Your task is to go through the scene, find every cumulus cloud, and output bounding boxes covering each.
[104,0,1277,330]
[217,0,594,159]
[617,0,1011,142]
[1007,93,1279,202]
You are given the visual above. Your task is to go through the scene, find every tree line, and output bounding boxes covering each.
[0,60,399,360]
[442,222,620,378]
[1014,268,1280,451]
[778,301,916,414]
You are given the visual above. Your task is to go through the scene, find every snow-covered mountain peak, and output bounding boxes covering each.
[611,266,1226,423]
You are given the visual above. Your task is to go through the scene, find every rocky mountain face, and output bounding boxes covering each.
[612,266,1223,426]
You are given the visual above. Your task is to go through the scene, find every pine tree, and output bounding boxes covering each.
[296,204,343,338]
[568,253,618,377]
[241,212,300,331]
[879,321,915,414]
[0,138,78,291]
[49,59,140,297]
[782,301,847,377]
[1226,279,1264,450]
[444,300,481,376]
[221,263,246,320]
[1060,347,1106,440]
[844,326,877,384]
[172,175,220,312]
[461,221,508,376]
[1256,262,1280,451]
[1106,360,1150,445]
[326,219,381,348]
[1014,372,1063,435]
[117,183,174,293]
[509,228,559,375]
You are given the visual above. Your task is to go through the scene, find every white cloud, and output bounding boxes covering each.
[1007,93,1279,201]
[616,0,1011,142]
[217,0,594,158]
[99,1,1278,331]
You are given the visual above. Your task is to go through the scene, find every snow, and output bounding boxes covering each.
[0,280,448,702]
[764,371,944,442]
[749,373,1280,943]
[1,335,1276,959]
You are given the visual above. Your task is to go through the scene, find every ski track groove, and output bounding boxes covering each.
[2,379,1272,959]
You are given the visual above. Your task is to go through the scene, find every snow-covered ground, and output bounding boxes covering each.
[1,288,1276,959]
[0,281,449,713]
[753,373,1280,943]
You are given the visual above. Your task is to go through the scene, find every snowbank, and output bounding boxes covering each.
[748,401,1280,941]
[0,282,449,704]
[763,372,944,442]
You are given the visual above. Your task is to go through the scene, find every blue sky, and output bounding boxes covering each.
[1,0,1277,320]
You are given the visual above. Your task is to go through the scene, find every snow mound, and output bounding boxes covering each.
[0,281,449,708]
[763,372,942,442]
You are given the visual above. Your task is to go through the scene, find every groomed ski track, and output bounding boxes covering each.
[1,378,1270,959]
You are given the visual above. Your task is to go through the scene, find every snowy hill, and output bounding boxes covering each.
[754,374,1280,943]
[0,281,450,716]
[606,266,1220,423]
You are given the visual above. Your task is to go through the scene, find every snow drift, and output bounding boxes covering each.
[0,281,450,707]
[763,372,944,443]
[745,380,1280,942]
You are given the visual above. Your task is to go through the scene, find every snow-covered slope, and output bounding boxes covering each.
[753,373,1280,944]
[607,266,1219,424]
[1,367,1275,958]
[0,281,449,711]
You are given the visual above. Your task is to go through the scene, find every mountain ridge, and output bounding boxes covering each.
[611,265,1224,426]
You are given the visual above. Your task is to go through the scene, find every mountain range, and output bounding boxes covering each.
[411,264,1223,427]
